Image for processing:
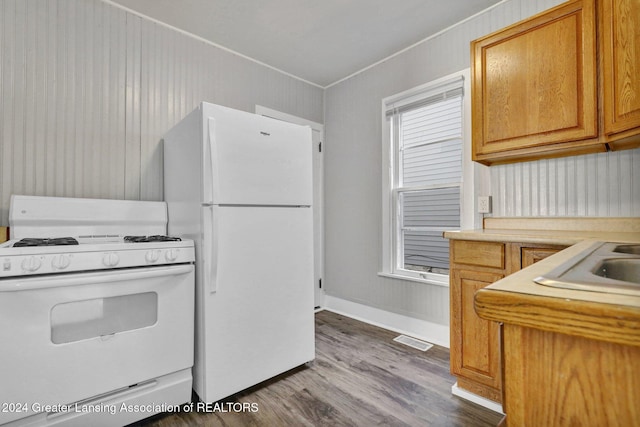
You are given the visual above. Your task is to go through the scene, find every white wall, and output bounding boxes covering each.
[0,0,323,224]
[323,0,640,325]
[4,0,638,329]
[491,148,640,217]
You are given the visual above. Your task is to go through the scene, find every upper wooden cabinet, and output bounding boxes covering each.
[601,0,640,149]
[471,0,640,165]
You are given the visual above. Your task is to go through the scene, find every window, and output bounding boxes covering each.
[381,70,476,286]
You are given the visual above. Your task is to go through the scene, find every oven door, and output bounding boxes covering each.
[0,264,194,425]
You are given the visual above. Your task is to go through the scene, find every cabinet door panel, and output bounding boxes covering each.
[472,0,598,161]
[451,269,504,399]
[484,17,580,143]
[602,0,640,138]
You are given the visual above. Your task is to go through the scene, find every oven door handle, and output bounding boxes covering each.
[0,264,194,292]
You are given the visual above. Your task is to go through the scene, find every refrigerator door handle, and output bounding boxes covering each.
[203,205,219,293]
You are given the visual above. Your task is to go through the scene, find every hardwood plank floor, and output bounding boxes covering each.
[132,311,502,426]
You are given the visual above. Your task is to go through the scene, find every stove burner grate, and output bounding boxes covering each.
[13,237,79,247]
[124,235,182,243]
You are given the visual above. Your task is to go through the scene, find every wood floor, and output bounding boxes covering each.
[133,310,502,426]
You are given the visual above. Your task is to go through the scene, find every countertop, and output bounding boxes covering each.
[452,217,640,347]
[444,216,640,245]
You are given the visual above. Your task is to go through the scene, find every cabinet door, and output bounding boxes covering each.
[472,0,599,163]
[601,0,640,144]
[521,247,563,269]
[451,269,504,402]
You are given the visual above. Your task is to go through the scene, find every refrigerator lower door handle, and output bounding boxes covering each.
[203,205,219,293]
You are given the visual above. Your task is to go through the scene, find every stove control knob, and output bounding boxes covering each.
[21,256,42,272]
[52,254,71,270]
[102,252,120,267]
[145,250,160,263]
[165,249,179,262]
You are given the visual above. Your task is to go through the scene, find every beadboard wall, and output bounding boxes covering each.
[3,0,637,334]
[323,0,608,325]
[0,0,323,225]
[491,148,640,217]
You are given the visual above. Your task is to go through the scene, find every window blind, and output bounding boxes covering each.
[385,76,464,116]
[390,81,463,274]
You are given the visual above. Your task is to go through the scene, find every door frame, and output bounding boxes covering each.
[255,105,325,309]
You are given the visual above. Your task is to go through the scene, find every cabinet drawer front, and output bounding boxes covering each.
[521,247,562,268]
[452,240,505,269]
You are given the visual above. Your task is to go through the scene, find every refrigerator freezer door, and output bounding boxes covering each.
[196,205,315,403]
[203,104,312,206]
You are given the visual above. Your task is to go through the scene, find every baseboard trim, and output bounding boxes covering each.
[321,295,450,348]
[451,382,504,414]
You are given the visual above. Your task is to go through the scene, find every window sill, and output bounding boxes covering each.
[378,271,449,287]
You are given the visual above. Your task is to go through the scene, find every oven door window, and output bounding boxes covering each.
[50,292,158,344]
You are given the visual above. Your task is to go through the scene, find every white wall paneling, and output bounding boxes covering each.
[323,0,570,326]
[324,0,639,325]
[1,0,129,215]
[0,0,323,224]
[491,148,640,217]
[4,0,637,327]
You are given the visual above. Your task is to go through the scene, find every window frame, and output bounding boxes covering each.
[380,69,482,286]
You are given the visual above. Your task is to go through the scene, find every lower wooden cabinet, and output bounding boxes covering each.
[501,324,640,426]
[474,283,640,426]
[451,268,504,402]
[449,240,567,403]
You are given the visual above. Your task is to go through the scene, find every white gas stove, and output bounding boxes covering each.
[0,194,195,278]
[0,234,194,278]
[0,195,195,427]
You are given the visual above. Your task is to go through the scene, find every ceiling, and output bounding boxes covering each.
[109,0,503,87]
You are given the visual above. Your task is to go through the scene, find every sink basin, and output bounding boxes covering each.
[593,258,640,282]
[534,241,640,296]
[614,244,640,255]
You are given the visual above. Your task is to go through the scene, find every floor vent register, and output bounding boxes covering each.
[393,335,433,352]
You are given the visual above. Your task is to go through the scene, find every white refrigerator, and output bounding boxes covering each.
[163,102,315,403]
